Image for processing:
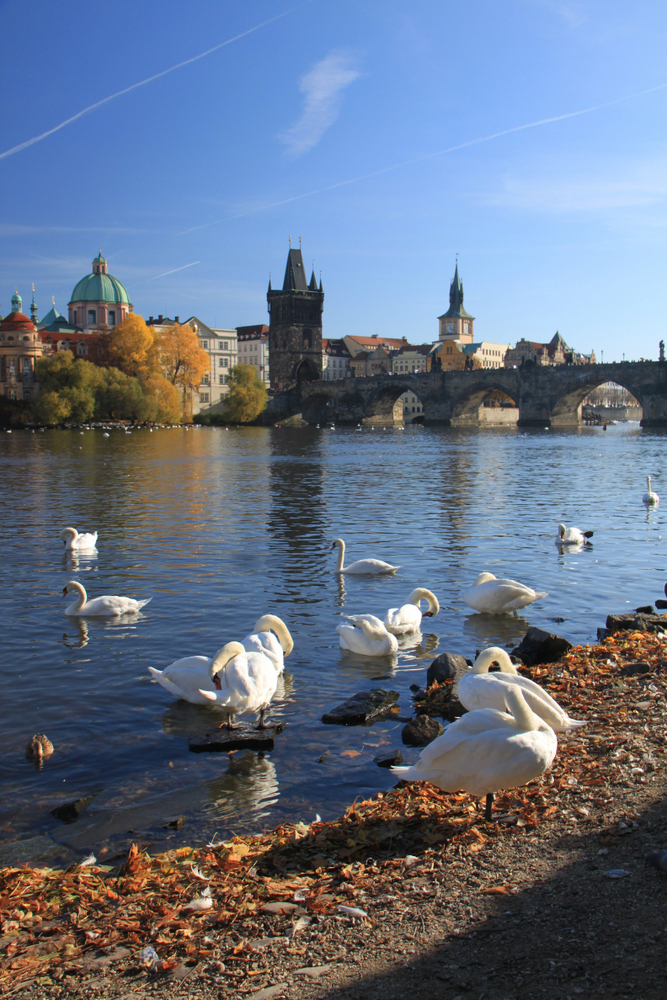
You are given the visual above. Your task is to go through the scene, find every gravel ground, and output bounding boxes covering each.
[3,630,667,1000]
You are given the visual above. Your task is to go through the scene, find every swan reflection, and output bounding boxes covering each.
[64,551,98,572]
[338,648,398,677]
[62,619,90,649]
[204,751,279,819]
[462,612,531,648]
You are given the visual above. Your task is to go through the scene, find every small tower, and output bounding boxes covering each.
[267,245,324,390]
[438,261,475,343]
[30,284,38,326]
[11,289,22,313]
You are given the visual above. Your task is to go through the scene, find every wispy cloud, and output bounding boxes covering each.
[0,3,310,163]
[149,261,201,280]
[280,51,361,156]
[485,154,667,213]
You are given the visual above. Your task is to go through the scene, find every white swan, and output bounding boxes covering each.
[337,614,399,656]
[60,527,98,551]
[198,642,282,727]
[392,685,558,819]
[556,523,594,545]
[463,572,547,614]
[331,538,400,575]
[458,646,585,732]
[384,588,439,635]
[63,580,152,616]
[242,615,293,675]
[643,476,659,506]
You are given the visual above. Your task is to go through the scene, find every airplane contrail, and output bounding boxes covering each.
[150,260,201,280]
[0,3,311,163]
[179,78,667,234]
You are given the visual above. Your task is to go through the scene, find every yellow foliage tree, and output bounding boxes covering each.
[142,372,183,423]
[223,363,268,423]
[158,323,210,418]
[107,314,157,378]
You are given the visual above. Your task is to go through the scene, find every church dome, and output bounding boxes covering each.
[0,311,37,333]
[69,253,131,305]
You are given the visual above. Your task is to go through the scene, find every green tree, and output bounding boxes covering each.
[223,364,268,423]
[33,351,104,423]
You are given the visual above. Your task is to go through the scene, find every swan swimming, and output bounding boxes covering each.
[463,572,547,614]
[60,527,98,552]
[384,588,439,635]
[63,580,152,616]
[643,476,659,506]
[331,538,400,575]
[556,523,594,546]
[242,615,293,674]
[392,685,558,820]
[337,614,399,656]
[458,646,585,732]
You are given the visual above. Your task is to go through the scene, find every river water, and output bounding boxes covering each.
[0,422,665,864]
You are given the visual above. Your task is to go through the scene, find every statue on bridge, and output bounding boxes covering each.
[660,340,665,362]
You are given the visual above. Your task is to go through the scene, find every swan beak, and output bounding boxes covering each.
[62,587,68,598]
[330,542,335,550]
[423,611,434,617]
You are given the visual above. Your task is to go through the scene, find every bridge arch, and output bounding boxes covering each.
[362,380,423,425]
[450,383,519,426]
[550,374,644,426]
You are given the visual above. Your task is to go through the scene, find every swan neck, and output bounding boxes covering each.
[472,647,517,674]
[505,686,541,731]
[69,582,86,609]
[335,539,345,572]
[359,619,386,641]
[211,641,244,677]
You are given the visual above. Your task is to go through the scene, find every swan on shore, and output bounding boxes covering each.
[458,646,585,732]
[384,588,439,634]
[337,614,399,656]
[60,527,98,552]
[331,538,400,575]
[463,572,547,614]
[63,581,152,616]
[556,523,594,546]
[643,476,659,506]
[392,685,558,820]
[242,615,293,674]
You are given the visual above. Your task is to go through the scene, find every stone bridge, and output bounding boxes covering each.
[298,361,667,427]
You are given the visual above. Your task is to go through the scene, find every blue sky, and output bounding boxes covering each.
[2,0,667,361]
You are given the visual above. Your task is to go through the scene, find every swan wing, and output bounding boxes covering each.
[416,709,516,764]
[212,650,278,713]
[464,581,546,613]
[458,673,583,731]
[148,666,190,699]
[344,558,400,575]
[346,613,385,629]
[75,532,98,549]
[385,604,421,634]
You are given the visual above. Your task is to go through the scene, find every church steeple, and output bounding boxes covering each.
[309,268,318,291]
[282,248,309,291]
[438,259,475,343]
[30,284,38,325]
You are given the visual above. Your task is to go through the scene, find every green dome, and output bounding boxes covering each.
[70,272,130,305]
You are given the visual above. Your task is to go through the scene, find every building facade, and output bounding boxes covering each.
[267,247,324,390]
[237,325,270,386]
[438,262,475,343]
[69,253,132,333]
[391,344,431,373]
[505,332,595,368]
[464,341,509,369]
[322,338,352,380]
[0,291,44,401]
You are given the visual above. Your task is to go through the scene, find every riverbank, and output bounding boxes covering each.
[2,628,667,999]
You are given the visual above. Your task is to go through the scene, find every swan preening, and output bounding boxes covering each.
[384,588,439,635]
[60,527,98,552]
[63,580,152,616]
[458,647,585,732]
[392,685,558,820]
[149,615,294,727]
[643,476,659,506]
[337,614,399,656]
[331,538,400,575]
[463,572,547,614]
[556,523,594,546]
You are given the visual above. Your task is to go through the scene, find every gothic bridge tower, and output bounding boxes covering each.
[267,246,324,390]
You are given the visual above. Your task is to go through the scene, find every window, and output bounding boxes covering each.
[201,340,208,349]
[222,341,228,350]
[108,310,116,326]
[219,374,225,384]
[200,392,209,403]
[88,310,96,325]
[221,357,229,367]
[24,390,31,401]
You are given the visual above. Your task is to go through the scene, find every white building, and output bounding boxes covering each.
[398,391,425,421]
[392,344,431,374]
[184,317,237,413]
[322,338,352,380]
[236,325,270,386]
[464,341,509,369]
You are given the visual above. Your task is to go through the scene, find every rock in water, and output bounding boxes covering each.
[402,715,444,746]
[374,749,404,768]
[51,795,95,824]
[606,612,667,635]
[513,626,573,666]
[427,652,468,686]
[646,850,667,872]
[322,689,399,725]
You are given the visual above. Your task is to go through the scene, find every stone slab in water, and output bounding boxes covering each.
[51,794,95,824]
[606,612,667,635]
[402,715,444,746]
[322,689,399,726]
[374,749,404,768]
[513,626,573,666]
[0,835,65,866]
[188,724,283,753]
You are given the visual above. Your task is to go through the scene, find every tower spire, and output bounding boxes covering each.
[30,283,38,325]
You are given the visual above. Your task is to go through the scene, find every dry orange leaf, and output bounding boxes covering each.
[341,750,362,758]
[480,885,516,895]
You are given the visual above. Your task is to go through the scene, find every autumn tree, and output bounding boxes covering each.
[222,363,268,424]
[142,372,182,423]
[157,322,209,418]
[107,314,158,378]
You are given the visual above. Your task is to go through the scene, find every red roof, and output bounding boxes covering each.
[0,311,36,333]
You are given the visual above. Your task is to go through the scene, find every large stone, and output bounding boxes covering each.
[513,626,573,666]
[374,749,404,768]
[427,652,468,686]
[606,612,667,635]
[51,794,95,824]
[402,715,444,746]
[322,689,399,726]
[188,724,283,753]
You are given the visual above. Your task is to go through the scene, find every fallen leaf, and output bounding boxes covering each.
[341,750,362,758]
